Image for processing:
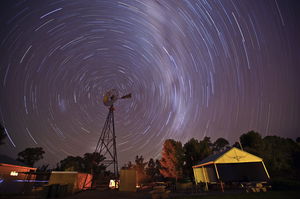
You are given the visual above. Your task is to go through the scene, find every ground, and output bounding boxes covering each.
[1,189,299,199]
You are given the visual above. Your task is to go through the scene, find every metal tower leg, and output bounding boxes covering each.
[95,105,119,179]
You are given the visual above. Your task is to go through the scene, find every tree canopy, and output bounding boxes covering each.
[160,139,184,180]
[17,147,45,167]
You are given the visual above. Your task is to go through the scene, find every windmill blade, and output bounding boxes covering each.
[121,93,132,99]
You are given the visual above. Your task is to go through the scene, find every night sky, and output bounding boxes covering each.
[0,0,299,167]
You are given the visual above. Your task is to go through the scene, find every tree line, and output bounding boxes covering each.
[1,123,299,182]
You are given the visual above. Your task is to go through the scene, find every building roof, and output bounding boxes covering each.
[0,154,33,168]
[193,147,263,168]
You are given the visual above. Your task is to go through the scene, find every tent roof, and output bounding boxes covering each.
[193,147,263,168]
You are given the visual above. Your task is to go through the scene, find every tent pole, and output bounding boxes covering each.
[214,163,224,192]
[202,166,209,191]
[261,161,270,179]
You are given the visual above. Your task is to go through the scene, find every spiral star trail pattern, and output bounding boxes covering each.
[0,0,299,166]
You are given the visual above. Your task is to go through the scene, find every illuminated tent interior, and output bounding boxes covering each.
[193,147,270,190]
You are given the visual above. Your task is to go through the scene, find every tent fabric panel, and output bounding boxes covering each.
[215,148,262,164]
[193,166,218,183]
[193,167,205,184]
[217,162,269,182]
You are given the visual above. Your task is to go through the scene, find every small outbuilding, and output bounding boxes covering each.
[193,147,270,191]
[0,154,37,194]
[48,171,92,193]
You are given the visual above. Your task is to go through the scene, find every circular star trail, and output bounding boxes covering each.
[0,0,299,166]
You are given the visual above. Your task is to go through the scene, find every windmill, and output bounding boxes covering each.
[95,89,131,179]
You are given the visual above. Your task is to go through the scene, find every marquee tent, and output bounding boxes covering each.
[193,147,270,191]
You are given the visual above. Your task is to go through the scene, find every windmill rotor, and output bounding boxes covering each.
[103,89,131,106]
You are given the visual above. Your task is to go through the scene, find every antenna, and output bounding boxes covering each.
[95,89,131,179]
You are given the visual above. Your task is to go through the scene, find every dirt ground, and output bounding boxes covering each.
[64,189,153,199]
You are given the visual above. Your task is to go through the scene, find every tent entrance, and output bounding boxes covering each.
[217,162,269,182]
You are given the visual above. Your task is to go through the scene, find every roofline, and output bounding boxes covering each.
[193,160,264,168]
[193,147,264,168]
[192,161,214,168]
[0,163,37,170]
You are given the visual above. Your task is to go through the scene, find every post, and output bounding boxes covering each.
[214,163,224,192]
[202,166,209,191]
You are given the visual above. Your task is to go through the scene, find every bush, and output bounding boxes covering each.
[270,178,300,190]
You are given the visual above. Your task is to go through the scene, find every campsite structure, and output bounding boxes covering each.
[193,147,270,191]
[0,155,37,194]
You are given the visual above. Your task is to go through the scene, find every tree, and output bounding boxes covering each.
[17,147,45,167]
[146,158,156,180]
[198,136,213,160]
[213,138,230,153]
[59,152,105,174]
[83,152,105,174]
[0,123,6,145]
[240,131,263,149]
[183,138,201,179]
[59,156,85,171]
[159,139,184,180]
[134,155,147,184]
[121,161,133,169]
[262,136,300,178]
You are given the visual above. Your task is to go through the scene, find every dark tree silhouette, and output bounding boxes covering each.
[83,152,105,174]
[213,137,230,153]
[134,155,147,184]
[183,138,202,179]
[17,147,45,167]
[146,158,156,180]
[240,130,263,149]
[59,156,85,171]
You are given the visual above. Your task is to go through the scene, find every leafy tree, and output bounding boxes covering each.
[59,152,105,174]
[232,141,242,149]
[240,131,263,155]
[159,139,184,181]
[199,136,213,160]
[121,161,133,169]
[17,147,45,167]
[213,138,230,153]
[0,123,6,145]
[262,136,300,178]
[59,156,85,172]
[183,138,202,179]
[134,155,147,184]
[83,152,105,174]
[146,158,156,180]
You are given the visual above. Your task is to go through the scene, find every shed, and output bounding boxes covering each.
[0,154,37,194]
[48,171,92,193]
[193,147,270,191]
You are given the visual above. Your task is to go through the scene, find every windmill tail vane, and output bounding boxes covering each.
[121,93,132,99]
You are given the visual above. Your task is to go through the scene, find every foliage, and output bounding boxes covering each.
[134,155,148,183]
[183,138,202,180]
[59,156,85,171]
[238,131,300,180]
[17,147,45,167]
[58,152,105,174]
[160,139,184,180]
[240,130,263,155]
[0,123,6,145]
[213,138,230,153]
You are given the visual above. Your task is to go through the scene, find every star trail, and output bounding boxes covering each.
[0,0,299,167]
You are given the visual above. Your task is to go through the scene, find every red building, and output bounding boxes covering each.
[0,155,37,194]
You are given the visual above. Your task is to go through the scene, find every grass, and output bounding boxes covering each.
[176,191,300,199]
